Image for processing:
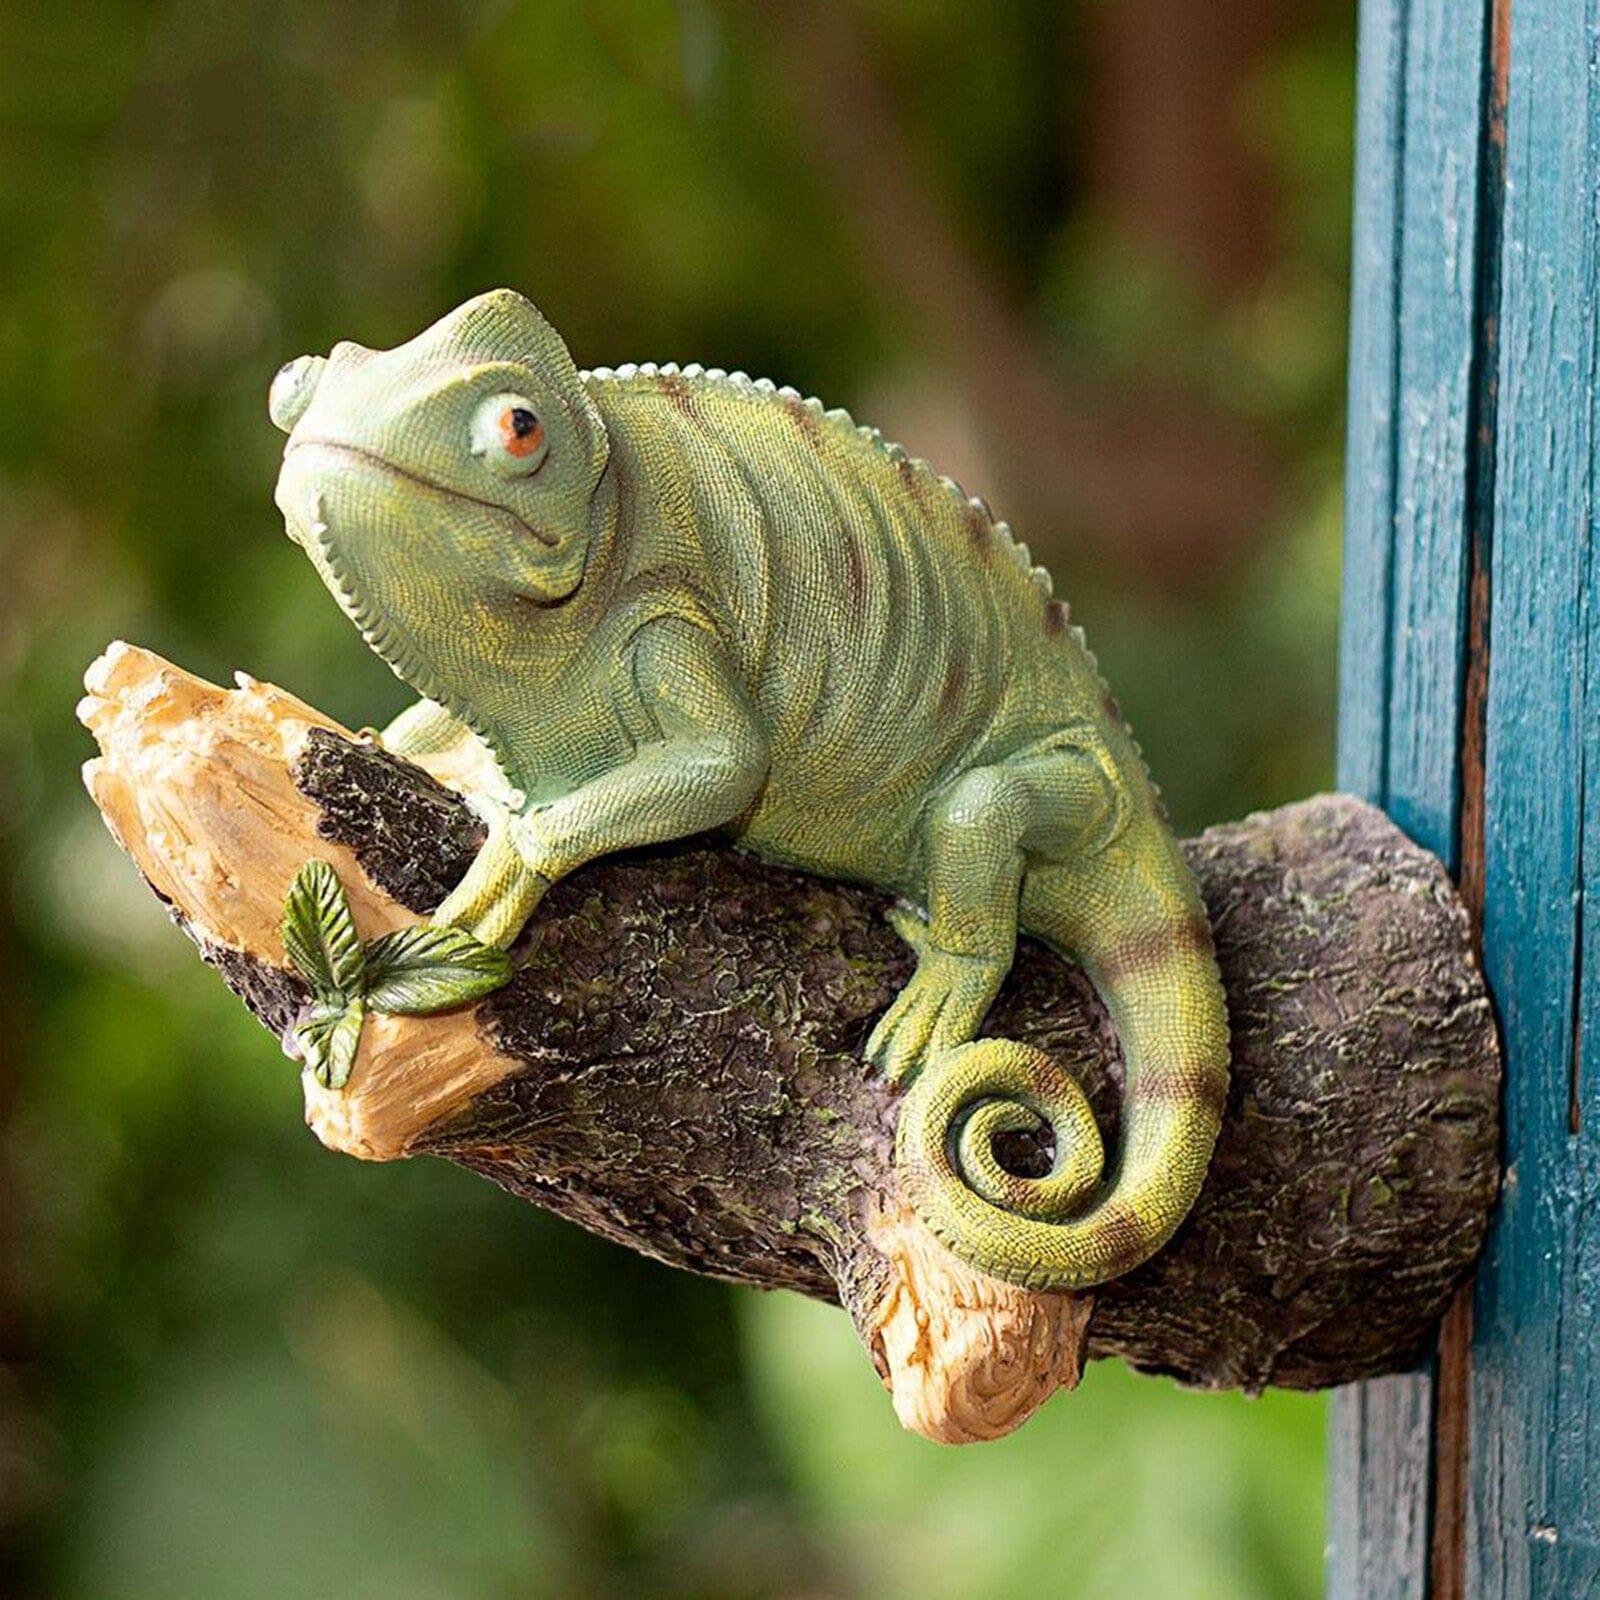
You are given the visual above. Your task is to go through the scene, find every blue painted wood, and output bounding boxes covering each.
[1384,0,1489,871]
[1470,0,1600,1588]
[1339,0,1600,1590]
[1327,1376,1435,1600]
[1329,5,1423,1591]
[1335,0,1404,814]
[1329,0,1493,1592]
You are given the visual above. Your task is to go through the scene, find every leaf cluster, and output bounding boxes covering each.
[280,860,510,1088]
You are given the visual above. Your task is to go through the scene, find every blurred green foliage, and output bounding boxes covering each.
[0,1,1352,1595]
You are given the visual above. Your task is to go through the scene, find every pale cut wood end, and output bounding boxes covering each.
[864,1199,1090,1443]
[78,643,504,1161]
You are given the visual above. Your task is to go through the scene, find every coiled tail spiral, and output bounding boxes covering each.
[895,854,1231,1292]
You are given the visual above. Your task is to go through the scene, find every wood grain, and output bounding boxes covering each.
[1335,0,1600,1590]
[1469,0,1600,1587]
[1330,0,1498,1592]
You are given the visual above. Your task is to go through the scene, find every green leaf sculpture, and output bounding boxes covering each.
[294,996,367,1091]
[280,860,512,1089]
[281,859,365,999]
[363,925,514,1013]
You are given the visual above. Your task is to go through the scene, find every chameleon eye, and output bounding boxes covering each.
[268,354,326,434]
[471,393,549,476]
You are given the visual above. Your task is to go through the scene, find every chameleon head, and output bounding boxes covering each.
[269,289,610,686]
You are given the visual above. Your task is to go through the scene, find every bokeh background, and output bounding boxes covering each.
[0,2,1353,1595]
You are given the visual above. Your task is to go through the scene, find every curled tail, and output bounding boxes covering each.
[895,844,1230,1291]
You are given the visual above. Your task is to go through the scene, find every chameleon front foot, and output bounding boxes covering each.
[433,810,551,949]
[865,906,1009,1083]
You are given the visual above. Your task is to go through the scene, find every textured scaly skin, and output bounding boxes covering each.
[268,290,1230,1290]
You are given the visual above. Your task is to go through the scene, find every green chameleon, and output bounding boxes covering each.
[267,289,1230,1291]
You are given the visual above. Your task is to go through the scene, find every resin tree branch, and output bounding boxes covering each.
[78,643,1500,1445]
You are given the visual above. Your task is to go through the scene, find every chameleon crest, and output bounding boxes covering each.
[270,289,1231,1290]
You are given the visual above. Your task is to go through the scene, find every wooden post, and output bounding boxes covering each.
[1330,0,1600,1593]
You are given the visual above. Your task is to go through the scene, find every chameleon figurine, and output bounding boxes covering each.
[267,289,1230,1291]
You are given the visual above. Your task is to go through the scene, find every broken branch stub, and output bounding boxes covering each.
[78,643,1501,1444]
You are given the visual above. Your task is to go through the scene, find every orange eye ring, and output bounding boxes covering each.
[498,405,545,458]
[472,392,550,475]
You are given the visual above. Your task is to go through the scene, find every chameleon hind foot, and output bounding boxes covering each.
[865,905,1008,1084]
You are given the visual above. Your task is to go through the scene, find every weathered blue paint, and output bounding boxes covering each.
[1470,0,1600,1588]
[1383,0,1491,869]
[1338,0,1600,1592]
[1330,0,1495,1593]
[1335,0,1406,813]
[1327,1375,1436,1600]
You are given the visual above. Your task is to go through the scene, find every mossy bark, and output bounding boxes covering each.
[235,730,1502,1394]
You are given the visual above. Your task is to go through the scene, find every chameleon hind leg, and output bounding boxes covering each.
[898,804,1228,1288]
[865,734,1119,1083]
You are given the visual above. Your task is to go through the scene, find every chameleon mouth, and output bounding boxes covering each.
[293,492,435,691]
[283,438,558,548]
[290,496,517,785]
[273,453,501,759]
